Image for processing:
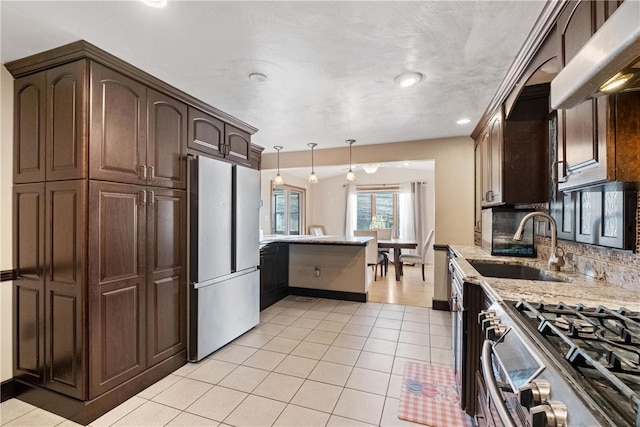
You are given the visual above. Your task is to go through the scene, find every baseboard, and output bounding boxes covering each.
[1,378,15,402]
[432,299,451,311]
[289,287,367,303]
[13,350,186,425]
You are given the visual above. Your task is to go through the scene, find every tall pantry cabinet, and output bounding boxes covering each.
[9,42,204,423]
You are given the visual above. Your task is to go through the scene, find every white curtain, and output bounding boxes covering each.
[412,182,430,256]
[399,183,414,241]
[399,182,429,256]
[345,184,357,238]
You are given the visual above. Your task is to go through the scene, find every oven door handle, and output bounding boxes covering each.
[481,340,517,427]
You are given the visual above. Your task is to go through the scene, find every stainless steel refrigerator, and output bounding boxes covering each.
[188,156,260,362]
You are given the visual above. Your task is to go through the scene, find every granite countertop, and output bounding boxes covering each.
[451,245,640,312]
[260,235,372,246]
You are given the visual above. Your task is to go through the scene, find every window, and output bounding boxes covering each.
[356,187,399,235]
[272,184,305,235]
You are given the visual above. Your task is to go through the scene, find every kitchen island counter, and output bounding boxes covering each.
[260,235,372,246]
[450,245,640,311]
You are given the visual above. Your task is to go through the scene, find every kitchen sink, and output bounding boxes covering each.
[468,260,566,282]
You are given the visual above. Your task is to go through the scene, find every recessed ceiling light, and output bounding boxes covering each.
[141,0,167,8]
[456,118,471,125]
[249,72,268,82]
[393,71,423,88]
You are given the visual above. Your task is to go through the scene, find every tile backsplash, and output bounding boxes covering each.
[525,194,640,293]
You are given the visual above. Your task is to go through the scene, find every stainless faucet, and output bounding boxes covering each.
[513,212,565,272]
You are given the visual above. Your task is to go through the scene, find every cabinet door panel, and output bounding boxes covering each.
[47,60,88,181]
[89,181,145,397]
[90,63,146,184]
[147,89,187,189]
[45,180,86,398]
[187,107,224,158]
[558,1,608,190]
[146,189,186,366]
[225,124,251,166]
[15,74,46,183]
[13,183,46,383]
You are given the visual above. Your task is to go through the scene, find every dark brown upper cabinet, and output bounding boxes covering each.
[89,63,147,185]
[556,1,640,190]
[187,107,225,159]
[14,73,46,183]
[187,107,252,167]
[46,60,88,181]
[14,60,86,184]
[147,89,188,189]
[225,124,251,167]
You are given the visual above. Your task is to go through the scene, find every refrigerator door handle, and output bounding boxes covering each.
[192,266,258,289]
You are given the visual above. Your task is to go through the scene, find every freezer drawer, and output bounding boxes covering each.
[188,269,259,361]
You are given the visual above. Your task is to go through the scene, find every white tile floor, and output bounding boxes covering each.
[1,296,453,427]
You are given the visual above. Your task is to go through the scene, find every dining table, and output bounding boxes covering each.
[377,239,418,281]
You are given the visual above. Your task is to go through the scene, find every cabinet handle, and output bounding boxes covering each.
[148,190,155,206]
[485,190,493,201]
[552,161,568,184]
[139,190,147,206]
[148,166,155,181]
[139,165,148,180]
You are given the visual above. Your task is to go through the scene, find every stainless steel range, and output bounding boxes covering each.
[477,299,640,427]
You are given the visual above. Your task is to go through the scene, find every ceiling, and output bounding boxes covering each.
[1,1,546,154]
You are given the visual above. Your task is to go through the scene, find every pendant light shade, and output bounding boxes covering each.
[307,143,318,184]
[345,139,356,182]
[273,145,284,185]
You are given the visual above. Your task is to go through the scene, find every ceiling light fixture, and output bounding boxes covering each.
[345,139,356,182]
[362,164,381,174]
[393,71,423,88]
[249,72,268,82]
[141,0,167,8]
[456,118,471,125]
[307,143,318,184]
[273,146,284,185]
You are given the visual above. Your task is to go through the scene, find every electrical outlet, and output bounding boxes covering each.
[314,266,321,277]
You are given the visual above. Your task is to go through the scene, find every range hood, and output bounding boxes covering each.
[550,0,640,110]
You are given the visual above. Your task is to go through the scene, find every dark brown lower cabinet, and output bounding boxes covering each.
[13,180,187,422]
[88,181,187,397]
[461,282,490,416]
[260,243,289,310]
[13,183,46,386]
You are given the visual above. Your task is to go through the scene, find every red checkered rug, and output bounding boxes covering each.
[397,362,473,427]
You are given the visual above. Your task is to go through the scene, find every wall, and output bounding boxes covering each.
[261,137,475,247]
[1,65,13,383]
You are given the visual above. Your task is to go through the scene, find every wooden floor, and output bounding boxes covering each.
[367,262,434,308]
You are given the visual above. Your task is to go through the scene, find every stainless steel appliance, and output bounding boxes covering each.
[188,156,260,362]
[551,0,640,109]
[477,299,640,426]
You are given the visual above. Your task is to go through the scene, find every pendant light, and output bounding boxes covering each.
[273,146,284,185]
[345,139,356,182]
[307,143,318,184]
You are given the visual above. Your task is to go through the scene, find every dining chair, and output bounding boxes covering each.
[372,227,392,262]
[398,229,435,281]
[308,225,326,236]
[353,230,387,279]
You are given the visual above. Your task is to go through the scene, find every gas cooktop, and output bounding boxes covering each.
[507,300,640,427]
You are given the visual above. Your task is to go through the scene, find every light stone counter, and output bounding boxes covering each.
[260,235,372,247]
[451,245,640,312]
